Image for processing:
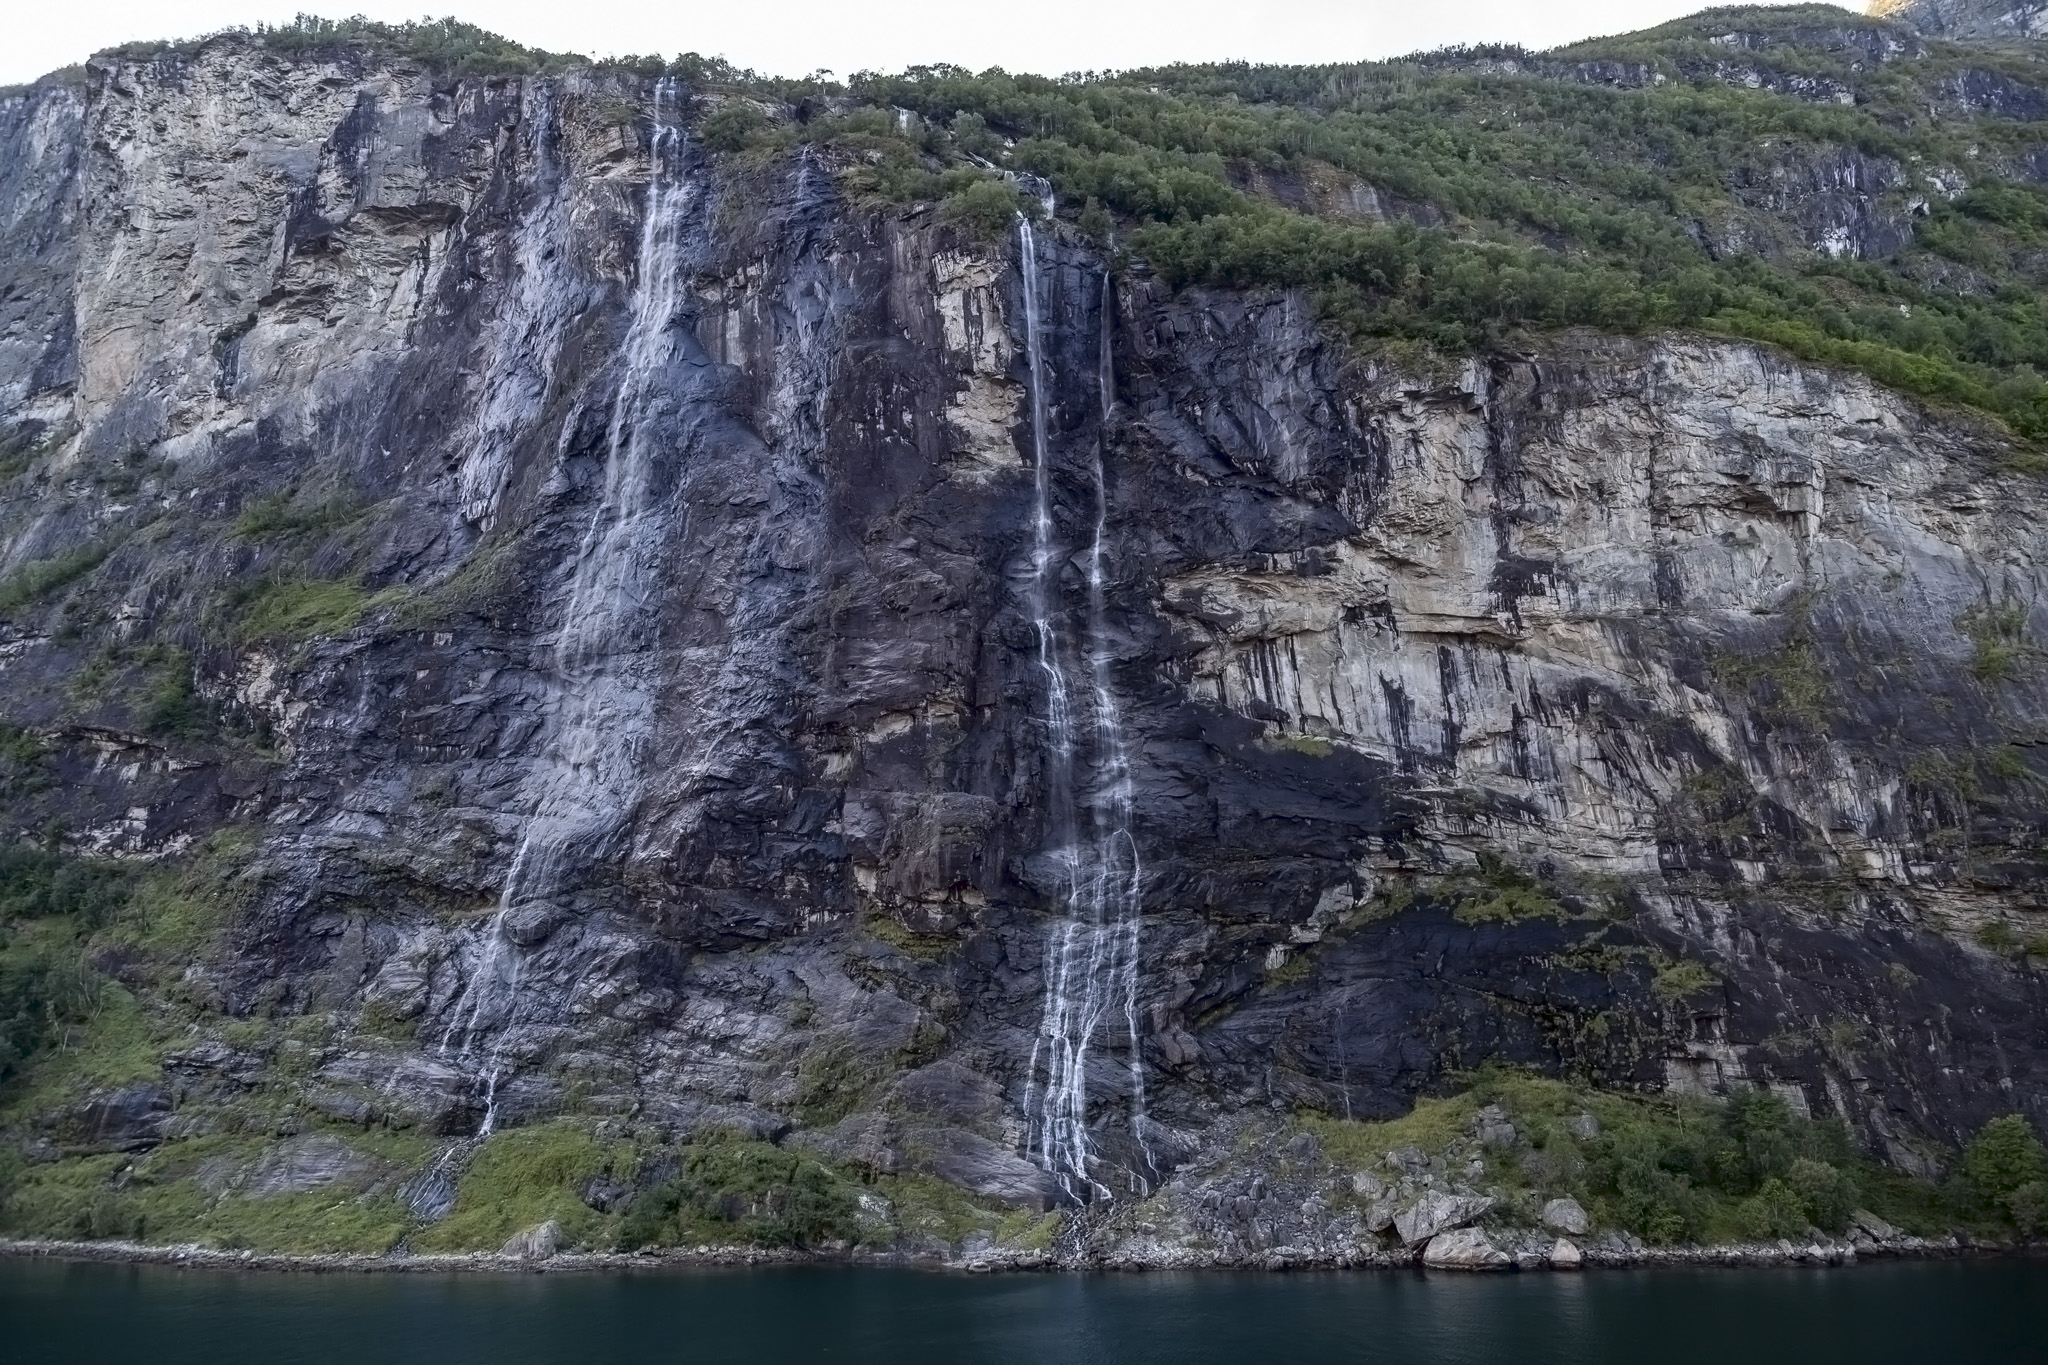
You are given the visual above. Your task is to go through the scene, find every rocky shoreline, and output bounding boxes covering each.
[0,1229,2015,1277]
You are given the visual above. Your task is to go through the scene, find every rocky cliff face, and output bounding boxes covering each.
[2,35,2046,1245]
[1875,0,2048,41]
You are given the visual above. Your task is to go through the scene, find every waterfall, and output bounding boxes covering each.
[1087,271,1154,1190]
[437,78,693,1104]
[1018,218,1151,1202]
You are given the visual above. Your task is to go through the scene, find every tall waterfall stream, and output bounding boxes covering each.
[1017,213,1152,1202]
[434,77,692,1138]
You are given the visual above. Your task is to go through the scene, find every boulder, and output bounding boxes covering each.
[580,1175,631,1212]
[1385,1146,1430,1177]
[1566,1114,1601,1142]
[1422,1227,1512,1269]
[1474,1105,1518,1149]
[1540,1196,1590,1236]
[1395,1190,1496,1246]
[1850,1209,1902,1242]
[502,1220,563,1260]
[1550,1237,1584,1268]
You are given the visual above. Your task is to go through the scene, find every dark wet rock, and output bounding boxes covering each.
[52,1086,172,1153]
[1,37,2047,1259]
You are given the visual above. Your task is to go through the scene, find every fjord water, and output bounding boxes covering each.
[7,1261,2044,1365]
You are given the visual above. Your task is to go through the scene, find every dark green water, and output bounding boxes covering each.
[5,1259,2045,1364]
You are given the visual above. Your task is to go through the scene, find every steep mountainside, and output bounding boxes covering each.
[1876,0,2048,41]
[2,8,2047,1264]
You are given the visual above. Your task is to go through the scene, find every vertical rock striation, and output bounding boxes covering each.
[2,34,2046,1217]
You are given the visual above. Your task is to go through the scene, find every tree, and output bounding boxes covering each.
[1962,1115,2048,1225]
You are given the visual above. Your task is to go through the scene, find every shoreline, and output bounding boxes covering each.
[0,1234,2021,1277]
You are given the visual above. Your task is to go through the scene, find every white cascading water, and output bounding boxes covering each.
[436,78,694,1134]
[1018,215,1152,1202]
[1088,269,1153,1190]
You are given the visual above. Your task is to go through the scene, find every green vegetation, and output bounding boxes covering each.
[0,423,66,481]
[0,845,141,1084]
[249,15,582,76]
[0,726,49,802]
[1449,853,1571,925]
[232,487,363,544]
[138,649,205,739]
[0,1114,1056,1256]
[0,831,253,1107]
[617,1134,863,1249]
[65,641,217,742]
[88,9,2048,435]
[621,4,2048,439]
[1650,957,1720,1003]
[699,102,768,154]
[1306,1072,2048,1246]
[1960,1114,2048,1233]
[1302,1070,1974,1245]
[860,912,957,964]
[0,540,116,615]
[414,1121,627,1251]
[224,574,406,643]
[1956,600,2033,683]
[1711,613,1834,728]
[390,535,519,628]
[0,1137,416,1252]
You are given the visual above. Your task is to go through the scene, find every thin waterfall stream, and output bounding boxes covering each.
[1018,213,1152,1202]
[432,77,692,1139]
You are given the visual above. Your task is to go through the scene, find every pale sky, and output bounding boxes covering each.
[9,2,1759,88]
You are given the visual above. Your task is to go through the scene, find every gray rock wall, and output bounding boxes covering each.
[2,37,2045,1208]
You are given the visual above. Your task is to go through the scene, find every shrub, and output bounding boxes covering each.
[2007,1180,2048,1236]
[1956,602,2031,684]
[1788,1156,1856,1232]
[1962,1115,2048,1223]
[412,1121,616,1252]
[1979,921,2021,955]
[253,15,578,75]
[941,178,1035,239]
[1734,1177,1809,1240]
[1652,958,1720,1003]
[1604,1131,1704,1244]
[0,726,48,801]
[1721,1089,1797,1190]
[0,541,115,615]
[227,576,383,642]
[618,1137,862,1249]
[140,653,205,740]
[699,103,766,153]
[0,943,100,1084]
[0,844,137,925]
